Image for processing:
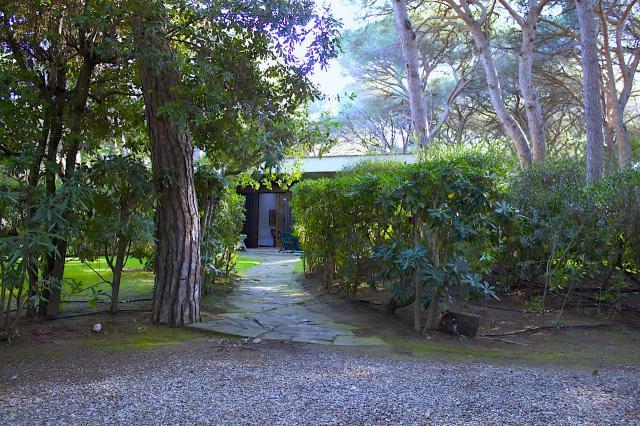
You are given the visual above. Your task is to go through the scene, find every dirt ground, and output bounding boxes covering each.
[2,268,639,371]
[296,271,640,369]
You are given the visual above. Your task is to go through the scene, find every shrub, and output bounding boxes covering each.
[195,165,246,285]
[504,160,640,312]
[291,149,506,331]
[292,151,640,329]
[76,155,155,312]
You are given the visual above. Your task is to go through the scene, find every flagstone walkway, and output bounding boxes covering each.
[190,249,384,346]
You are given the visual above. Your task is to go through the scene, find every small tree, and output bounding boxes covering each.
[78,156,154,313]
[195,165,245,286]
[1,165,88,340]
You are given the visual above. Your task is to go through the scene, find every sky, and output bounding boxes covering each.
[310,0,362,102]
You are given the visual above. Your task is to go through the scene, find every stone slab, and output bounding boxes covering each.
[194,249,386,346]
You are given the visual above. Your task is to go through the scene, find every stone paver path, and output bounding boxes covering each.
[190,249,384,345]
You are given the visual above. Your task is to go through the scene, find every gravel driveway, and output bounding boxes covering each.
[1,342,638,425]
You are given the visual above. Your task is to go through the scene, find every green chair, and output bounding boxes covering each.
[279,232,301,253]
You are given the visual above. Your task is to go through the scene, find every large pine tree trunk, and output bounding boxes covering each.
[392,0,429,149]
[134,15,201,326]
[597,3,631,168]
[519,22,546,162]
[467,21,533,166]
[575,0,605,183]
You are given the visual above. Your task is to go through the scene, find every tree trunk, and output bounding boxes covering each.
[468,22,533,166]
[603,121,616,164]
[111,267,122,314]
[110,236,128,313]
[519,22,546,162]
[135,13,201,326]
[392,0,429,149]
[597,2,631,168]
[423,290,440,331]
[39,64,67,317]
[605,85,632,168]
[575,0,605,183]
[412,219,422,332]
[41,56,94,317]
[423,237,441,331]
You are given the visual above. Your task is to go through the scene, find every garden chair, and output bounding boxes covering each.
[279,232,301,253]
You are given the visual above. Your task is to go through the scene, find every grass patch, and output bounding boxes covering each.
[63,258,154,302]
[235,254,261,274]
[81,325,203,351]
[332,323,360,331]
[62,253,258,306]
[376,330,640,369]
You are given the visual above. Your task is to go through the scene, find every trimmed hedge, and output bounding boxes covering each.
[291,151,640,330]
[291,151,507,330]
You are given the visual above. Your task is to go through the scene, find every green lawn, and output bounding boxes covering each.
[62,253,261,304]
[63,258,153,302]
[293,258,304,272]
[236,255,261,274]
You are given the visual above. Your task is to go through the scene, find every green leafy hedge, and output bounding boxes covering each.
[291,150,508,330]
[504,160,640,311]
[291,151,640,329]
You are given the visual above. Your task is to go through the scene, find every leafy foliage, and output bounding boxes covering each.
[195,165,246,286]
[77,156,155,264]
[502,160,640,312]
[0,167,89,341]
[291,149,505,327]
[292,151,640,324]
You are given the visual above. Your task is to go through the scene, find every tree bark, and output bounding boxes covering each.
[39,61,68,317]
[471,25,533,166]
[606,75,632,169]
[41,56,95,317]
[392,0,429,149]
[575,0,605,183]
[109,236,128,313]
[499,0,548,163]
[135,13,201,326]
[519,16,546,162]
[446,0,533,165]
[597,1,631,168]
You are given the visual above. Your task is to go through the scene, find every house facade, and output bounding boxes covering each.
[239,154,417,248]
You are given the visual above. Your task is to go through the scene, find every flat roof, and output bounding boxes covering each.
[283,153,417,173]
